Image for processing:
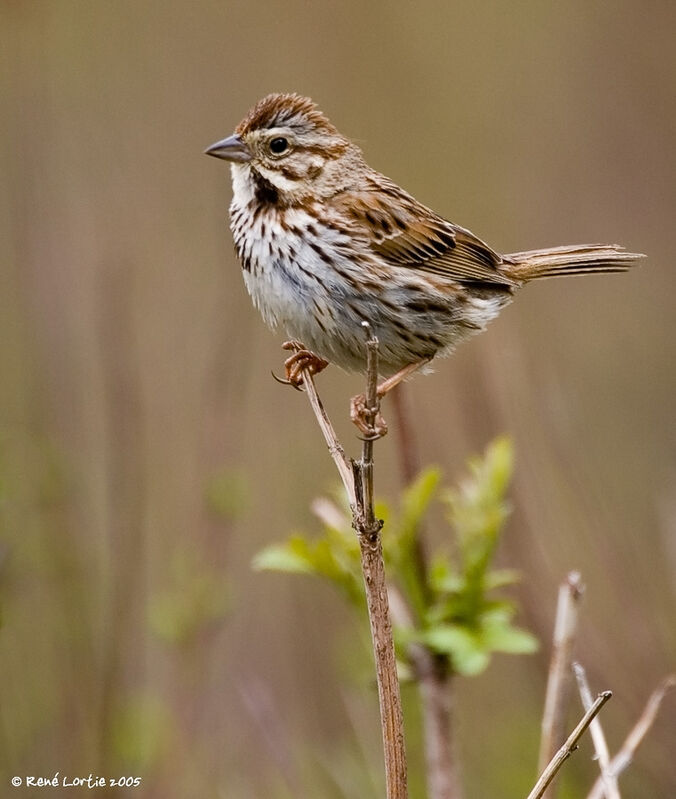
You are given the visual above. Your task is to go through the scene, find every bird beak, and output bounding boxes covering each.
[204,134,252,163]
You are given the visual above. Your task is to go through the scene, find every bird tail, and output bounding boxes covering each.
[504,243,645,281]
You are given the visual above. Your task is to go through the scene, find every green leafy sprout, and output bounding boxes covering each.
[253,437,537,678]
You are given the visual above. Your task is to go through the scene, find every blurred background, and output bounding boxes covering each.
[1,2,674,797]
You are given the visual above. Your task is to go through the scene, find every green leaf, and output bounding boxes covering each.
[399,467,442,545]
[420,624,491,676]
[480,600,539,655]
[253,534,363,605]
[485,626,538,654]
[428,555,463,594]
[251,436,538,681]
[453,648,491,676]
[440,437,515,625]
[252,539,316,574]
[427,553,464,594]
[481,436,514,497]
[421,623,473,654]
[383,468,442,621]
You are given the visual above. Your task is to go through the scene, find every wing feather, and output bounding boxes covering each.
[332,176,517,289]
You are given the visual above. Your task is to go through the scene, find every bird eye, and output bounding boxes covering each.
[269,137,289,155]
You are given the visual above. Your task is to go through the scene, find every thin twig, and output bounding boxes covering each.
[353,324,408,798]
[572,662,620,799]
[538,571,585,797]
[528,691,613,799]
[586,676,675,799]
[299,364,356,507]
[417,659,461,799]
[293,330,408,799]
[359,326,380,533]
[357,530,408,798]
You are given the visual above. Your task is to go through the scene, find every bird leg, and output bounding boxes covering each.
[277,340,329,389]
[350,359,430,439]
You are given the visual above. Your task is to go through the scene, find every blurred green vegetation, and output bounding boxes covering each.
[1,1,674,797]
[255,439,538,678]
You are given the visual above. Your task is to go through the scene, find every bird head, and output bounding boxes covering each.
[205,93,364,205]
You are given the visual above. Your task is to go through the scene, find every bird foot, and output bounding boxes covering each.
[350,393,388,439]
[276,340,329,389]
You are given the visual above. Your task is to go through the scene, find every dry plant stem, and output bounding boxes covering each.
[354,329,408,798]
[586,676,675,799]
[572,662,619,799]
[527,691,613,799]
[538,571,585,797]
[391,383,421,484]
[298,362,356,506]
[358,332,380,531]
[417,657,462,799]
[295,330,408,799]
[358,531,408,798]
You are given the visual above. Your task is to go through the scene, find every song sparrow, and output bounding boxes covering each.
[205,93,644,435]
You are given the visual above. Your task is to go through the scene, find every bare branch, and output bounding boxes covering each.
[358,530,408,798]
[528,691,613,799]
[538,571,585,798]
[573,662,620,799]
[297,363,356,507]
[587,676,675,799]
[292,330,408,799]
[358,325,380,533]
[353,324,407,798]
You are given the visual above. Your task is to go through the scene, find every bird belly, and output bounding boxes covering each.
[232,204,511,374]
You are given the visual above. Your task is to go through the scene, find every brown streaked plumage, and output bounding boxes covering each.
[205,93,645,435]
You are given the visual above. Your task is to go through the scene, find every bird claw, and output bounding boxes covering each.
[277,340,329,388]
[271,370,304,391]
[350,393,388,440]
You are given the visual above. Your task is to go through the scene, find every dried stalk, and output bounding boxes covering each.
[298,361,356,505]
[528,691,613,799]
[586,676,675,799]
[538,571,585,797]
[293,329,408,799]
[416,654,462,799]
[572,662,620,799]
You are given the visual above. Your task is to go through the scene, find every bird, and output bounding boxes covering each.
[205,93,644,436]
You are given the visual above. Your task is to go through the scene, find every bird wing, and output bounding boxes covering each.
[334,177,518,289]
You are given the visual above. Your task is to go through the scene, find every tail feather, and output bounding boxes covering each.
[505,244,645,281]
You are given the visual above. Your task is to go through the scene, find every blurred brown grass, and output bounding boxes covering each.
[1,2,674,797]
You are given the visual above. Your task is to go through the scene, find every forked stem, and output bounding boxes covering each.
[538,571,584,798]
[288,328,408,799]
